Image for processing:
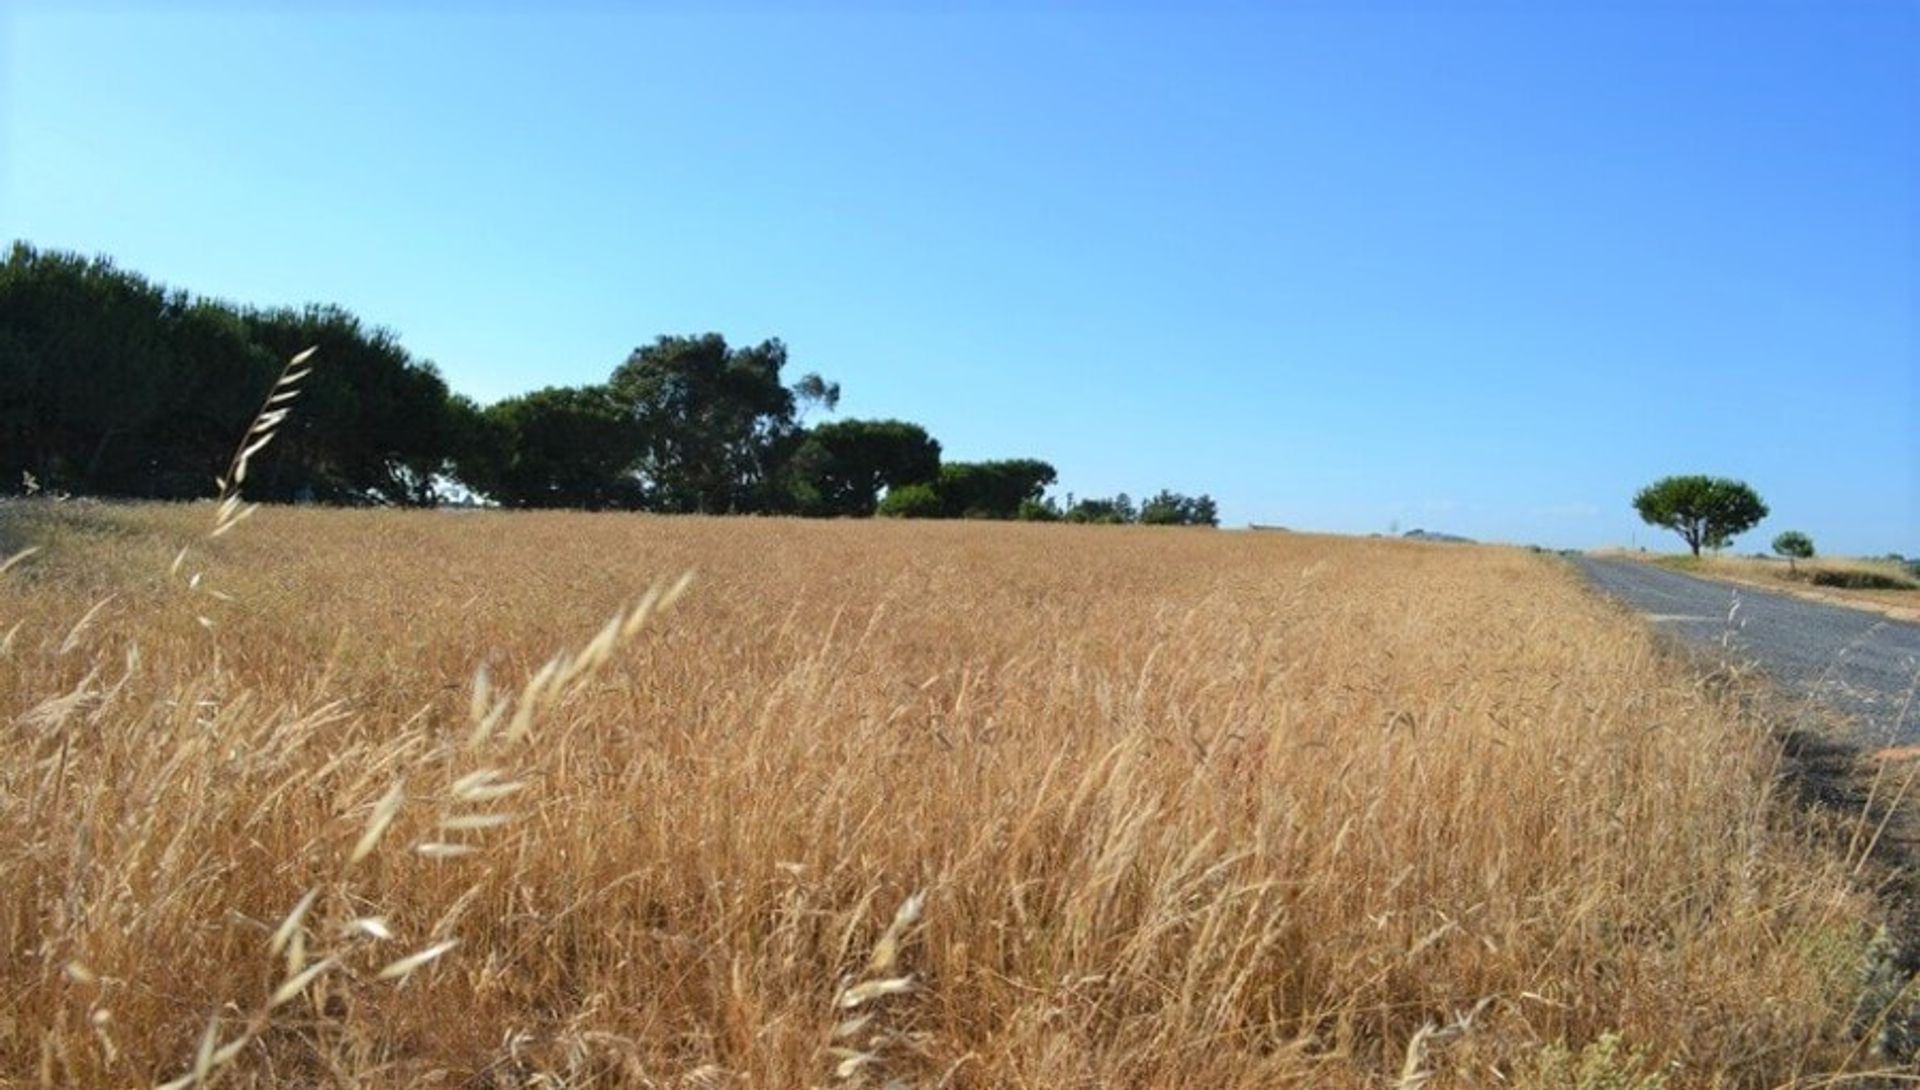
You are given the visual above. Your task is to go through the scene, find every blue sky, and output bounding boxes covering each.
[4,2,1913,552]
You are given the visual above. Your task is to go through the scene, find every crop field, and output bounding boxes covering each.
[0,503,1892,1087]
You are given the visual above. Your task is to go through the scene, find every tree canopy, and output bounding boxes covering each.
[1632,475,1769,556]
[1,244,469,505]
[460,386,645,510]
[931,460,1058,519]
[1771,530,1814,572]
[782,419,941,518]
[609,334,806,514]
[1139,490,1221,527]
[0,242,1219,523]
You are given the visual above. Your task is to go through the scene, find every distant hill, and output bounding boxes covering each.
[1403,529,1475,544]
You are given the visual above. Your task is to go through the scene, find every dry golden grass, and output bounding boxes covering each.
[1636,553,1920,623]
[0,502,1895,1088]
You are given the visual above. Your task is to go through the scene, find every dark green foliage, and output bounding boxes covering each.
[1016,497,1062,522]
[791,372,841,417]
[609,334,807,514]
[1771,530,1814,572]
[461,386,645,509]
[1,244,217,497]
[1,242,1219,517]
[875,482,944,518]
[148,301,281,496]
[931,460,1057,519]
[1064,494,1136,525]
[780,419,940,517]
[1138,490,1220,527]
[0,243,468,505]
[1810,569,1918,591]
[241,305,470,505]
[1632,475,1769,556]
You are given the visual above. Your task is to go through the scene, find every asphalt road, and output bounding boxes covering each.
[1573,556,1920,741]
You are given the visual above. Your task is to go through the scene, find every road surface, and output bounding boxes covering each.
[1573,556,1920,741]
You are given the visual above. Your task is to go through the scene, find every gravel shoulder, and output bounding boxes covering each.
[1573,555,1920,743]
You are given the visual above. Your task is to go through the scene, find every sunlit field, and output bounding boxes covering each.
[0,503,1889,1087]
[1643,552,1920,622]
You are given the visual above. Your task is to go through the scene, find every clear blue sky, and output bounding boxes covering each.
[4,2,1913,552]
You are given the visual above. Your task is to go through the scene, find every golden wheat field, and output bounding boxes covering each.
[0,502,1895,1088]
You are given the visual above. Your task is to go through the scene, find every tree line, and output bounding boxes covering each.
[0,243,1218,524]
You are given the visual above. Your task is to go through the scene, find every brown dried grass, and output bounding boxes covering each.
[1646,552,1920,623]
[0,503,1890,1087]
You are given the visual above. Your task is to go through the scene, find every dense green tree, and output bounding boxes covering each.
[1771,530,1815,573]
[1192,494,1220,527]
[1,243,473,504]
[146,300,281,497]
[243,306,468,505]
[1016,497,1062,522]
[0,244,183,494]
[610,335,816,514]
[1139,490,1220,527]
[875,482,944,518]
[1632,475,1769,556]
[462,386,646,509]
[781,419,941,517]
[932,459,1057,519]
[0,243,1221,518]
[1064,494,1136,525]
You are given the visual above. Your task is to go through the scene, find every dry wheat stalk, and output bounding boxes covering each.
[145,575,694,1089]
[830,890,928,1086]
[5,502,1896,1087]
[214,345,317,533]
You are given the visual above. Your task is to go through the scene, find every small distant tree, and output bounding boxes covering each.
[1139,489,1221,527]
[1064,493,1136,525]
[1016,497,1062,522]
[1632,475,1769,557]
[1771,530,1814,573]
[1139,491,1184,526]
[1191,494,1220,527]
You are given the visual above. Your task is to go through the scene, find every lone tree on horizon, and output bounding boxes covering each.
[1772,530,1815,573]
[1632,475,1769,557]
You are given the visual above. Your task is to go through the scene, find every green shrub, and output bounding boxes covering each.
[1771,530,1814,572]
[1064,494,1136,524]
[1520,1033,1671,1090]
[1809,568,1918,591]
[1138,489,1220,527]
[1015,498,1061,522]
[875,482,943,519]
